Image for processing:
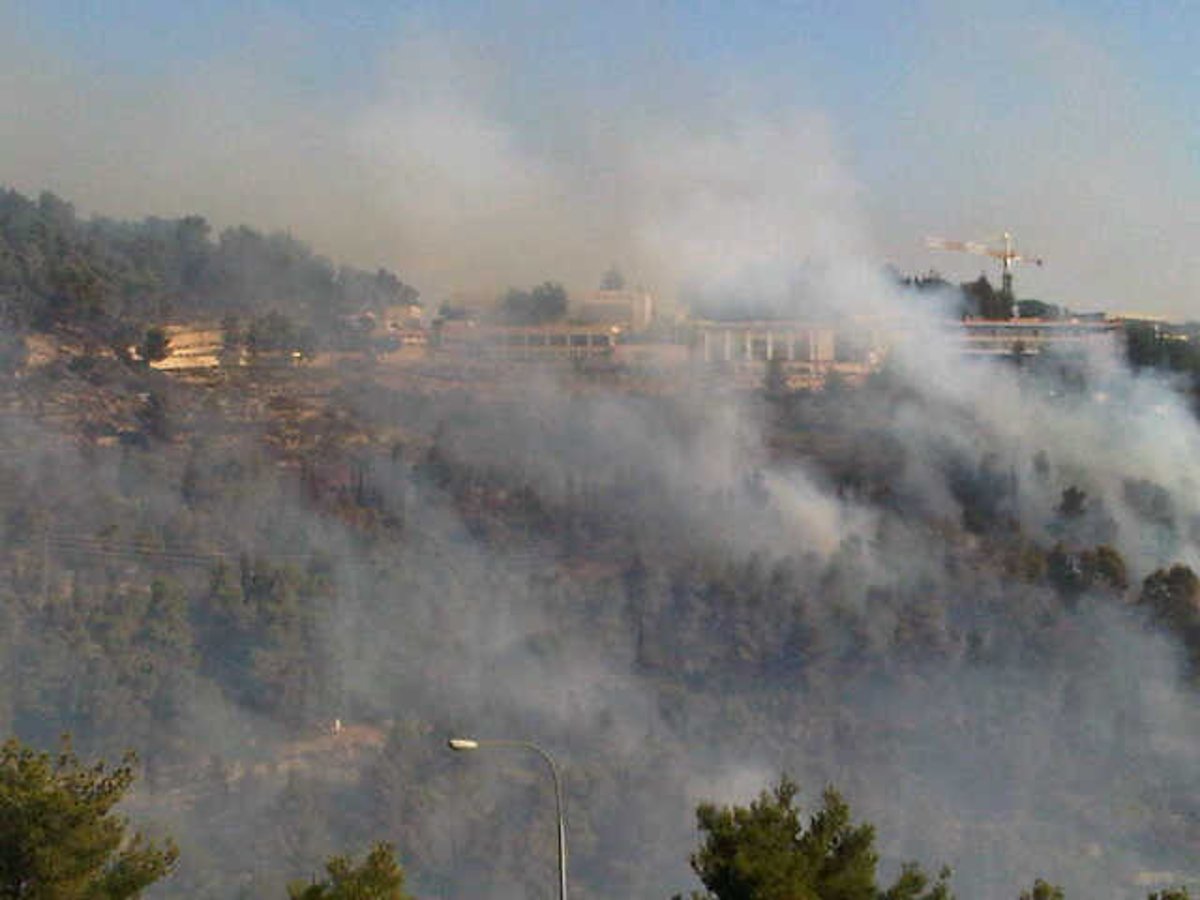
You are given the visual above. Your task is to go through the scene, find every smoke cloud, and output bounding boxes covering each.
[2,3,1199,899]
[3,2,1196,311]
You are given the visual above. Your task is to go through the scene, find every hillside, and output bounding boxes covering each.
[0,188,417,361]
[0,192,1198,900]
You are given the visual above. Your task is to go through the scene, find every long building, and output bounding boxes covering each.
[693,319,837,364]
[432,321,618,360]
[955,317,1121,356]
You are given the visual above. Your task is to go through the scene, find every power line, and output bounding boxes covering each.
[13,531,379,571]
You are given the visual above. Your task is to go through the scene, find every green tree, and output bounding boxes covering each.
[1140,564,1200,632]
[174,215,211,292]
[684,776,952,900]
[139,327,171,365]
[1016,299,1061,319]
[499,282,568,325]
[1139,563,1200,671]
[246,311,297,355]
[879,864,953,900]
[1147,889,1190,900]
[961,275,1011,321]
[1018,879,1064,900]
[1125,321,1163,369]
[763,357,788,399]
[0,736,177,899]
[600,266,626,291]
[530,282,568,320]
[1047,543,1128,598]
[0,332,27,374]
[1082,544,1128,593]
[220,314,240,345]
[1056,486,1086,519]
[288,843,411,900]
[135,391,170,442]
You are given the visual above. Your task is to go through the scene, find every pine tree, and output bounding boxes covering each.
[0,736,177,899]
[288,843,412,900]
[684,776,953,900]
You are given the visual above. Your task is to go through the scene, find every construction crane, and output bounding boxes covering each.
[925,232,1043,302]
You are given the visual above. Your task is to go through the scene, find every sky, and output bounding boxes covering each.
[2,0,1197,314]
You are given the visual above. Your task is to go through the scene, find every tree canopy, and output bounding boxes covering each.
[0,737,177,900]
[961,275,1012,321]
[684,776,952,900]
[1018,880,1064,900]
[498,282,568,325]
[0,187,417,351]
[288,843,412,900]
[600,266,626,291]
[1139,563,1200,672]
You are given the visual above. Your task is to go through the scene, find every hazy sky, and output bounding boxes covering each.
[3,0,1196,314]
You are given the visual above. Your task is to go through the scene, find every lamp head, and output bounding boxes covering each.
[447,738,479,751]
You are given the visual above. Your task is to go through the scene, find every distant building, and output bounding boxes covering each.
[955,318,1120,356]
[691,319,878,389]
[434,321,618,360]
[574,288,656,332]
[693,320,837,365]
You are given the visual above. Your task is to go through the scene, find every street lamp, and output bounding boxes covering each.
[447,737,568,900]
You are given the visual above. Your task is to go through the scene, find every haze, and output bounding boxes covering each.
[2,0,1196,314]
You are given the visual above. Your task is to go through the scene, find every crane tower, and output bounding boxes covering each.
[926,232,1043,304]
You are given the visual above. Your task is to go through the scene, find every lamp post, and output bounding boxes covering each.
[447,737,568,900]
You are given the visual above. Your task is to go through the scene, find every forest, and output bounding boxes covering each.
[0,187,417,364]
[0,188,1197,899]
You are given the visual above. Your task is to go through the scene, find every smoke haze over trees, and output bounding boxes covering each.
[4,3,1196,315]
[2,2,1198,897]
[0,187,418,352]
[1,167,1199,900]
[497,282,569,325]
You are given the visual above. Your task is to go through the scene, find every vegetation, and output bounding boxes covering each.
[497,281,569,325]
[1139,564,1200,673]
[1018,881,1065,900]
[1,188,1198,900]
[682,781,1195,900]
[1125,322,1200,372]
[0,737,177,899]
[288,844,411,900]
[0,187,417,353]
[684,777,952,900]
[896,271,1013,320]
[599,267,627,291]
[960,274,1012,320]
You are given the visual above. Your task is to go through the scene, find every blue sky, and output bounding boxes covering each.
[4,0,1197,313]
